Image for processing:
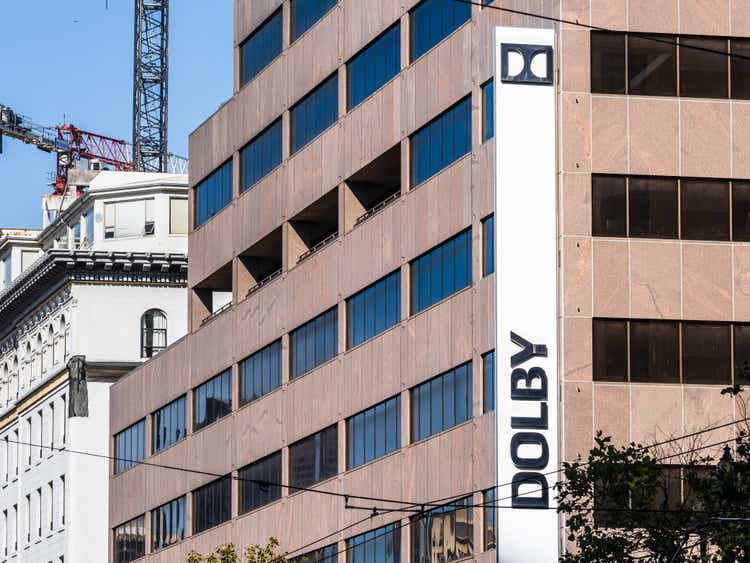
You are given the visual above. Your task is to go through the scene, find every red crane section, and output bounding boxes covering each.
[0,104,132,194]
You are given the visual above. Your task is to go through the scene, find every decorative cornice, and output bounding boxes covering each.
[0,250,187,329]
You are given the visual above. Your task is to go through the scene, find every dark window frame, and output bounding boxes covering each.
[346,21,402,111]
[290,307,338,379]
[290,0,338,43]
[593,318,744,385]
[113,515,146,563]
[113,419,146,475]
[411,496,474,563]
[194,159,234,229]
[411,361,473,443]
[192,475,232,534]
[346,395,402,470]
[239,8,284,88]
[151,395,187,455]
[290,73,339,154]
[347,521,402,563]
[289,424,338,488]
[482,350,495,413]
[150,495,186,553]
[592,174,741,242]
[240,118,283,193]
[482,214,495,277]
[239,339,282,406]
[591,31,748,99]
[481,78,494,142]
[346,269,401,349]
[409,0,472,62]
[193,369,233,432]
[238,451,282,515]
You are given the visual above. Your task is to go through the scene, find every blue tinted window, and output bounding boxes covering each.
[347,396,401,469]
[411,229,472,314]
[289,425,338,487]
[291,74,339,154]
[411,361,472,442]
[291,544,337,563]
[240,9,283,87]
[483,351,495,413]
[410,96,471,187]
[348,522,401,563]
[410,0,471,61]
[151,496,185,552]
[194,160,233,228]
[482,79,494,141]
[152,395,186,454]
[240,340,281,405]
[347,270,401,348]
[192,476,231,534]
[193,369,232,431]
[241,119,282,192]
[482,215,494,276]
[347,23,401,110]
[290,307,338,378]
[239,451,282,514]
[114,419,146,474]
[291,0,337,41]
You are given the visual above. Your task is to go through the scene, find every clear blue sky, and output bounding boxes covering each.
[0,0,233,229]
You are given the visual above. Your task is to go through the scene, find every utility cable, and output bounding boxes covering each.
[452,0,750,63]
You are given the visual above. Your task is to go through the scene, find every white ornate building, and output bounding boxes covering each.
[0,171,188,563]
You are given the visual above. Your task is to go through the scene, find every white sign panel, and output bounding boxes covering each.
[494,27,559,562]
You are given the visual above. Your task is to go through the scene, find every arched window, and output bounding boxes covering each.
[141,309,167,358]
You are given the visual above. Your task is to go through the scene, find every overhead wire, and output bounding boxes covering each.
[451,0,750,63]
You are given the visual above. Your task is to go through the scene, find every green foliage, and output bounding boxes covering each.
[188,537,287,563]
[558,426,750,562]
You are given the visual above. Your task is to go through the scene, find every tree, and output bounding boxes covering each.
[558,388,750,563]
[188,537,288,563]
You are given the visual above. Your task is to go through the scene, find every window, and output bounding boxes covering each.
[411,497,473,563]
[291,73,338,153]
[347,23,401,110]
[241,118,283,192]
[682,323,730,385]
[483,351,495,413]
[151,496,185,552]
[347,396,401,469]
[731,39,750,99]
[592,32,750,99]
[194,159,233,228]
[411,361,472,442]
[114,419,145,474]
[240,9,283,87]
[291,0,337,41]
[21,250,38,272]
[482,215,494,276]
[239,451,282,514]
[629,177,678,238]
[593,319,628,382]
[484,489,496,550]
[152,395,186,454]
[347,522,401,563]
[291,544,337,563]
[629,320,680,383]
[347,270,401,348]
[103,199,155,238]
[410,229,471,314]
[591,175,627,237]
[594,318,739,385]
[85,207,94,245]
[733,182,750,241]
[735,325,750,385]
[169,198,188,234]
[192,475,231,534]
[410,0,471,61]
[240,340,282,405]
[141,309,167,358]
[113,515,145,563]
[680,179,729,240]
[628,34,677,96]
[410,96,471,187]
[290,307,338,379]
[680,37,728,98]
[591,32,626,94]
[193,369,232,431]
[289,425,338,488]
[482,79,494,141]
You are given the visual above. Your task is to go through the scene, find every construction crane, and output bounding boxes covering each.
[0,104,132,194]
[133,0,169,173]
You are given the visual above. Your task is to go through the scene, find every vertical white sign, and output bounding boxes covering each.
[494,27,559,562]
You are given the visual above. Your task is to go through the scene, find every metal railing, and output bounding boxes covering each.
[247,268,282,297]
[298,231,339,264]
[354,190,400,226]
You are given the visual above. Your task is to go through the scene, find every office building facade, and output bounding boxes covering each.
[109,0,750,561]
